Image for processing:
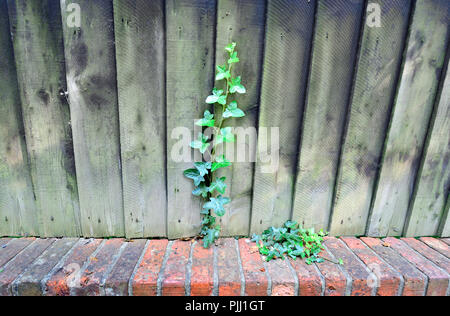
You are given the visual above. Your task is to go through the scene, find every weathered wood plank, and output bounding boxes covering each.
[405,57,449,237]
[8,0,80,237]
[166,0,216,238]
[292,0,365,231]
[0,0,37,236]
[439,195,450,237]
[113,0,167,238]
[368,0,449,237]
[60,0,124,237]
[215,0,266,236]
[250,0,315,233]
[329,0,413,235]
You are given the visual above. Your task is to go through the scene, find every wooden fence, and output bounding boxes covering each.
[0,0,449,238]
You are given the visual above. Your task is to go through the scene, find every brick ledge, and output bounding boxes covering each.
[0,237,449,296]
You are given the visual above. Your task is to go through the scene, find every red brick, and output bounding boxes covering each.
[361,237,426,296]
[420,237,450,258]
[45,239,102,296]
[442,238,450,247]
[384,237,449,296]
[73,238,124,296]
[162,240,190,296]
[325,237,372,296]
[104,239,147,296]
[289,258,323,296]
[14,238,78,296]
[238,239,268,296]
[315,244,347,296]
[341,237,402,296]
[217,238,241,296]
[401,238,450,274]
[0,238,55,295]
[190,242,214,296]
[0,238,35,267]
[132,239,168,296]
[266,259,296,296]
[0,238,11,248]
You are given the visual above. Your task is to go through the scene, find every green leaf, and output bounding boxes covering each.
[192,183,210,198]
[211,155,231,172]
[203,195,230,217]
[215,127,235,145]
[225,42,236,53]
[183,168,205,186]
[228,51,240,64]
[203,227,220,248]
[223,101,245,118]
[196,110,215,127]
[338,258,344,265]
[206,88,226,104]
[215,65,231,81]
[194,162,211,177]
[209,177,227,195]
[190,133,210,154]
[229,76,246,94]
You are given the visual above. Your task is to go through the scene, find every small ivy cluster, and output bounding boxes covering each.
[251,221,339,265]
[184,42,246,248]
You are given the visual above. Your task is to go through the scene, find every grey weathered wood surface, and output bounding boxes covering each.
[368,0,449,237]
[439,195,450,237]
[329,0,412,235]
[405,57,449,237]
[0,0,37,236]
[214,0,266,236]
[8,0,81,237]
[250,0,315,234]
[113,0,167,238]
[166,0,216,238]
[60,0,124,237]
[292,0,365,232]
[0,0,449,238]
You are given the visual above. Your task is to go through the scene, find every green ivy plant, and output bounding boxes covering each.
[251,220,343,265]
[184,42,246,248]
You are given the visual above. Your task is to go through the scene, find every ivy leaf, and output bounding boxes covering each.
[229,76,246,94]
[209,177,227,195]
[190,133,210,154]
[203,227,220,248]
[196,110,215,127]
[284,220,298,229]
[192,183,210,198]
[225,42,236,53]
[194,161,211,177]
[215,127,235,145]
[211,155,231,172]
[203,195,231,217]
[215,65,231,81]
[223,101,245,118]
[228,51,240,64]
[183,168,205,186]
[206,88,226,105]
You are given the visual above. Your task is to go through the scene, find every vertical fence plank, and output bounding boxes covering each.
[113,0,167,238]
[8,0,80,237]
[214,0,266,236]
[292,0,365,231]
[166,0,216,238]
[250,0,315,233]
[0,0,37,236]
[405,58,449,237]
[368,0,449,237]
[60,0,124,237]
[439,196,450,237]
[329,0,413,235]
